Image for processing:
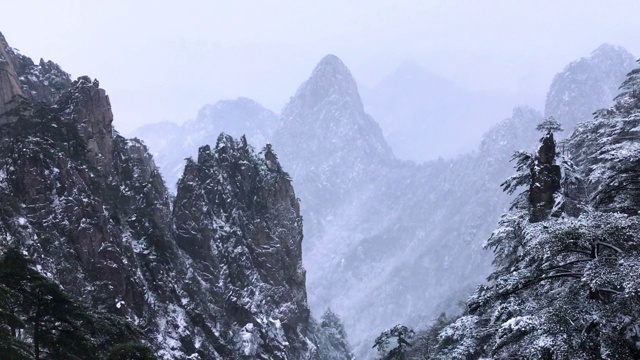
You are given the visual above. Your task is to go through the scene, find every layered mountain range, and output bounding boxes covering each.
[359,61,538,162]
[135,44,635,357]
[0,31,352,359]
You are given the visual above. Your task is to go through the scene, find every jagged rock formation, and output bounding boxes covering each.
[0,32,345,359]
[0,32,25,123]
[133,46,634,357]
[132,97,277,191]
[173,135,310,358]
[0,31,71,124]
[529,129,562,222]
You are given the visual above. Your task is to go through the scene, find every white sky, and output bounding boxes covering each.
[2,0,640,134]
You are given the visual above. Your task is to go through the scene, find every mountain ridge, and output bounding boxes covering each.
[133,45,636,358]
[0,31,352,360]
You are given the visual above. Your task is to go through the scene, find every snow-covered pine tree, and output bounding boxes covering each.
[570,59,640,214]
[309,308,354,360]
[433,91,640,358]
[373,324,415,360]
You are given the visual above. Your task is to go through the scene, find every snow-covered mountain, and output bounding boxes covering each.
[132,97,278,190]
[132,45,635,358]
[272,47,634,357]
[545,43,636,135]
[0,31,351,359]
[272,55,545,357]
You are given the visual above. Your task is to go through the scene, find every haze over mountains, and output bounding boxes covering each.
[134,44,636,357]
[359,62,543,161]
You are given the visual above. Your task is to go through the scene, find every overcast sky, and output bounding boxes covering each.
[2,1,640,134]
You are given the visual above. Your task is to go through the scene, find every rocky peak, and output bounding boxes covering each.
[173,133,311,357]
[529,130,561,223]
[15,56,72,105]
[589,43,636,71]
[0,31,25,124]
[285,54,364,115]
[274,55,392,196]
[58,76,114,174]
[545,44,635,133]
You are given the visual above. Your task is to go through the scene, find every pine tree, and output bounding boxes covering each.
[311,308,354,360]
[373,324,414,360]
[0,248,152,359]
[569,59,640,214]
[434,91,640,358]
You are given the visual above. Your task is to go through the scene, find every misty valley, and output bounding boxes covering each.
[1,24,640,360]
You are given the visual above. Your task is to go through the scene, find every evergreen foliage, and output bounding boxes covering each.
[570,59,640,214]
[373,324,415,360]
[0,248,150,359]
[536,116,564,134]
[310,309,355,360]
[400,60,640,359]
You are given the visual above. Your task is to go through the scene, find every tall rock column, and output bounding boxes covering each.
[0,32,25,124]
[58,76,114,174]
[529,118,563,222]
[173,134,311,358]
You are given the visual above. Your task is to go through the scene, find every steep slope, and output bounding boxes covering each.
[0,32,345,359]
[133,97,277,191]
[272,48,632,357]
[545,44,636,134]
[271,55,545,357]
[417,59,640,360]
[131,45,634,358]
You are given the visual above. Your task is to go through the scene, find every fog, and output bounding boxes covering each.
[3,1,640,148]
[3,2,640,358]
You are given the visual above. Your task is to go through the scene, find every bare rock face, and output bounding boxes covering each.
[58,76,114,174]
[529,131,562,222]
[0,32,25,123]
[0,31,347,360]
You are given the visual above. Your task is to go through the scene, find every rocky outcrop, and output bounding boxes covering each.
[0,31,71,124]
[58,76,114,174]
[174,134,311,358]
[14,56,72,105]
[0,32,25,124]
[529,131,562,222]
[132,97,278,192]
[0,31,335,359]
